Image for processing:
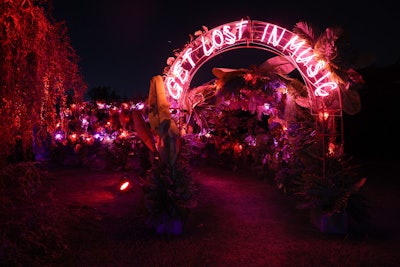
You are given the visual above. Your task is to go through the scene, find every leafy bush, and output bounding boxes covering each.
[292,155,367,215]
[0,162,68,266]
[142,143,198,234]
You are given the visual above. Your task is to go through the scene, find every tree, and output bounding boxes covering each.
[86,86,121,102]
[0,0,87,166]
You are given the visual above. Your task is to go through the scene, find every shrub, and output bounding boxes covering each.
[0,162,68,266]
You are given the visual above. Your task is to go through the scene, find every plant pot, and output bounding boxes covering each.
[310,208,348,234]
[156,218,184,235]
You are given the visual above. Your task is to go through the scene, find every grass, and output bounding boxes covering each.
[1,159,400,266]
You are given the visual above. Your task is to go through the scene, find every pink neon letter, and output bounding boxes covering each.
[182,48,196,68]
[235,20,248,40]
[314,82,338,97]
[295,48,314,67]
[202,36,214,56]
[268,26,285,47]
[212,30,224,48]
[283,36,306,56]
[166,78,183,100]
[261,24,270,42]
[223,26,236,44]
[306,61,325,78]
[171,60,188,84]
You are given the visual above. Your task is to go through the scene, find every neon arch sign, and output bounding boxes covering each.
[163,19,341,113]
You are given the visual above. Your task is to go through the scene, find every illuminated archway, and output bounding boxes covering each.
[148,19,367,228]
[163,19,342,116]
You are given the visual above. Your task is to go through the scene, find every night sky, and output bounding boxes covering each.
[52,0,399,99]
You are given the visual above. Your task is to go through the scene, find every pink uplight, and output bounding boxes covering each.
[120,181,130,191]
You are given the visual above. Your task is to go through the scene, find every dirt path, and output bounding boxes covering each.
[46,161,400,267]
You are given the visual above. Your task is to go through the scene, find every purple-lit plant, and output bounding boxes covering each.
[133,75,198,235]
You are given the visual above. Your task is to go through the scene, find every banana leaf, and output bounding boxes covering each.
[132,109,157,153]
[259,55,296,75]
[147,75,180,165]
[148,75,171,137]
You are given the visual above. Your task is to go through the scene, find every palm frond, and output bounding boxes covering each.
[292,21,318,47]
[314,26,343,62]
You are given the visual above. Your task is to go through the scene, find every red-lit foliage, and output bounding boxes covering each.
[0,0,86,166]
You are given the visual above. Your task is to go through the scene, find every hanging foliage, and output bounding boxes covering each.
[0,0,86,166]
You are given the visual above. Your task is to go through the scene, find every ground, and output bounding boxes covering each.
[41,158,400,266]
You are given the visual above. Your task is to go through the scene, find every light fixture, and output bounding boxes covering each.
[119,176,132,192]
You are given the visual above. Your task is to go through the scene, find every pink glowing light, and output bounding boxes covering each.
[55,133,63,140]
[318,111,329,121]
[69,133,77,142]
[164,19,340,112]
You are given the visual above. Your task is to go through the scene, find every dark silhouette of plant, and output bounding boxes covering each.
[133,76,197,235]
[0,162,68,266]
[86,86,121,102]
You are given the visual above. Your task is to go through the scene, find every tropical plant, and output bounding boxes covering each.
[142,140,197,234]
[132,75,197,234]
[292,21,368,115]
[292,153,367,216]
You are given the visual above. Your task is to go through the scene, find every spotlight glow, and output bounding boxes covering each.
[120,181,130,191]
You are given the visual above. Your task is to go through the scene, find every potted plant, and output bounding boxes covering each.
[291,149,367,234]
[132,75,197,235]
[142,147,196,235]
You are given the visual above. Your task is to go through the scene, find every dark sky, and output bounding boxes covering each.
[52,0,399,99]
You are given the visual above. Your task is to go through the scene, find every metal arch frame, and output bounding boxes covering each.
[163,19,342,117]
